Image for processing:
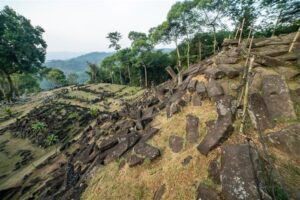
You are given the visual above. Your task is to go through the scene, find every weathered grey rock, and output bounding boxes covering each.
[99,138,118,152]
[220,144,267,200]
[192,93,202,106]
[218,66,240,79]
[169,136,184,153]
[134,142,160,160]
[255,54,285,67]
[215,56,238,64]
[204,68,226,79]
[208,160,220,184]
[248,93,273,131]
[207,79,224,99]
[195,81,206,97]
[153,184,166,200]
[140,127,159,143]
[170,102,181,115]
[196,183,220,200]
[104,133,140,164]
[182,155,192,166]
[223,39,239,46]
[262,75,296,119]
[264,124,300,159]
[215,95,236,118]
[197,114,233,156]
[186,114,200,144]
[128,154,144,167]
[277,66,300,80]
[188,79,198,93]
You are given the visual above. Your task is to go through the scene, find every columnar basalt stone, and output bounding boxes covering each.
[195,81,206,97]
[215,56,238,64]
[196,183,220,200]
[169,135,184,153]
[192,93,202,106]
[187,79,198,93]
[208,160,220,184]
[128,154,144,167]
[153,184,166,200]
[215,95,237,118]
[134,142,160,160]
[262,75,296,119]
[220,144,269,200]
[186,114,200,144]
[204,68,226,79]
[197,114,233,156]
[248,93,273,131]
[207,79,224,99]
[218,66,240,79]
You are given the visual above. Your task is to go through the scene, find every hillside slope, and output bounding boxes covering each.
[45,52,113,74]
[0,32,300,200]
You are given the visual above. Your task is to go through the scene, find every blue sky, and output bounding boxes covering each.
[0,0,179,52]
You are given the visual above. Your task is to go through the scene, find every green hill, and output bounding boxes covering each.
[45,52,113,74]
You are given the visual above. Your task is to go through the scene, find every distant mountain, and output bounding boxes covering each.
[45,52,113,74]
[46,52,87,61]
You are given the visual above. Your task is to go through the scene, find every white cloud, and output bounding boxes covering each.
[0,0,178,52]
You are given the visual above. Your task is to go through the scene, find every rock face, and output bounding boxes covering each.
[264,124,300,160]
[186,114,200,144]
[262,75,296,119]
[248,93,273,131]
[220,144,263,200]
[169,136,184,153]
[196,183,220,200]
[197,115,233,156]
[207,79,224,99]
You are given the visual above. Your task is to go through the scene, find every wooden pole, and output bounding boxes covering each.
[238,18,245,45]
[235,24,241,39]
[240,56,255,134]
[289,27,300,52]
[198,41,202,61]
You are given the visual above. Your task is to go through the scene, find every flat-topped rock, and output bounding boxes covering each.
[197,114,233,156]
[134,142,160,160]
[186,114,200,144]
[204,68,226,79]
[248,93,273,131]
[264,124,300,159]
[262,75,296,119]
[207,79,224,99]
[220,144,269,200]
[169,135,184,153]
[196,183,220,200]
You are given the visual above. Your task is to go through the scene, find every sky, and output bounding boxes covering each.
[0,0,178,53]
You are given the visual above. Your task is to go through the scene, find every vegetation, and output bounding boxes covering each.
[31,121,47,133]
[46,134,58,147]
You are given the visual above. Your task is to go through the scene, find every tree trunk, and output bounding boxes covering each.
[213,26,217,54]
[1,70,14,100]
[118,68,122,84]
[127,65,131,85]
[198,40,202,62]
[143,64,148,88]
[174,38,182,72]
[186,35,190,69]
[272,9,283,37]
[111,72,114,84]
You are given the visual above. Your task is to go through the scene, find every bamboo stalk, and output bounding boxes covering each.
[237,36,254,107]
[238,18,245,45]
[239,56,255,134]
[289,27,300,52]
[235,24,241,39]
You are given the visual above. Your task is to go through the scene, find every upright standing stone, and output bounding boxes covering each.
[262,75,296,119]
[186,114,200,144]
[207,79,224,99]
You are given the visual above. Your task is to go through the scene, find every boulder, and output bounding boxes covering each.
[220,144,268,200]
[207,79,224,99]
[215,56,238,64]
[192,93,202,106]
[134,142,160,160]
[186,114,200,144]
[169,136,184,153]
[264,124,300,160]
[196,183,220,200]
[153,184,166,200]
[204,68,226,79]
[140,127,159,143]
[99,138,118,152]
[276,66,300,80]
[195,81,207,97]
[248,93,273,131]
[197,114,233,156]
[188,79,198,93]
[218,66,240,79]
[255,54,285,67]
[128,154,144,167]
[215,95,236,118]
[262,75,296,119]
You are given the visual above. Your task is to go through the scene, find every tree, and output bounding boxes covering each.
[0,6,47,100]
[46,68,67,88]
[12,73,40,94]
[106,31,122,51]
[86,62,100,84]
[67,73,79,85]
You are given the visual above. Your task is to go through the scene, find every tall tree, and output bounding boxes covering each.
[0,6,47,100]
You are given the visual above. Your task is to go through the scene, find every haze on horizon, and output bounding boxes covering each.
[0,0,178,54]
